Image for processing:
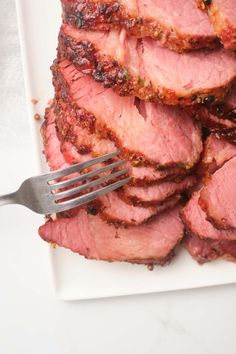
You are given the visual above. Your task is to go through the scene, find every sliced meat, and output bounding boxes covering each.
[194,107,236,130]
[38,205,184,265]
[58,24,236,105]
[54,100,196,205]
[181,191,236,241]
[99,192,181,225]
[192,106,236,143]
[54,102,187,209]
[61,140,184,185]
[191,86,236,142]
[200,156,236,230]
[55,99,186,185]
[59,139,186,208]
[58,25,136,90]
[61,0,219,52]
[184,233,236,264]
[198,133,236,176]
[43,105,181,225]
[60,140,183,208]
[207,85,236,121]
[140,38,236,106]
[121,176,196,206]
[52,60,203,169]
[41,107,70,171]
[199,0,236,50]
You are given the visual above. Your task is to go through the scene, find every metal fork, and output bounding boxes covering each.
[0,152,130,214]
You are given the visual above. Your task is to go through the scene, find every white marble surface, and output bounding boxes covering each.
[1,1,236,353]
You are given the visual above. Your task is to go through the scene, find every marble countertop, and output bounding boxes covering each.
[0,1,236,353]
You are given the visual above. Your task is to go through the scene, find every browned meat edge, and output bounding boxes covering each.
[57,31,231,106]
[52,209,183,266]
[191,107,236,144]
[43,105,183,226]
[54,98,192,185]
[208,102,236,122]
[198,0,236,50]
[61,0,220,52]
[52,63,202,170]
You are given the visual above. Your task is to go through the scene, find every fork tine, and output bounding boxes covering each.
[47,152,119,182]
[51,160,126,190]
[56,177,131,212]
[54,168,129,201]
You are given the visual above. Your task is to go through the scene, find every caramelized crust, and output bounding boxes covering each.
[58,26,236,106]
[198,0,236,50]
[61,0,219,52]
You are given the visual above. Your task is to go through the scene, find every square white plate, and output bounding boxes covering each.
[16,0,236,301]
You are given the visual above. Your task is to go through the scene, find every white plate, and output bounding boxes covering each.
[16,0,236,301]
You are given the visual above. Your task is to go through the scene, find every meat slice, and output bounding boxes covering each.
[54,100,196,205]
[99,193,181,225]
[181,191,236,241]
[198,0,236,50]
[192,107,236,143]
[198,134,236,176]
[121,177,196,206]
[61,0,219,52]
[53,101,191,207]
[184,233,236,264]
[53,60,203,169]
[41,107,69,171]
[43,105,181,225]
[194,107,236,130]
[58,24,236,105]
[200,156,236,230]
[140,38,236,106]
[55,99,186,185]
[60,141,183,209]
[207,86,236,121]
[59,136,188,208]
[38,205,184,265]
[61,140,184,186]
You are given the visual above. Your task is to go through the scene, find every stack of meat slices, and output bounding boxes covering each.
[39,0,236,267]
[182,133,236,263]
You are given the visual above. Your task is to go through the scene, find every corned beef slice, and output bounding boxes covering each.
[181,191,236,241]
[191,87,236,143]
[55,100,186,185]
[184,233,236,264]
[59,140,183,208]
[61,0,218,51]
[43,105,181,225]
[59,137,190,207]
[207,85,236,121]
[99,193,181,225]
[192,107,236,143]
[52,60,203,169]
[61,139,184,186]
[54,99,197,204]
[58,24,236,105]
[198,134,236,176]
[39,205,184,265]
[199,0,236,50]
[194,107,236,131]
[200,157,236,230]
[121,177,196,206]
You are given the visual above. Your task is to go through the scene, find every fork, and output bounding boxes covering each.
[0,152,130,214]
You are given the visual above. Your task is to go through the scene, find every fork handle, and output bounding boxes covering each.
[0,193,17,207]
